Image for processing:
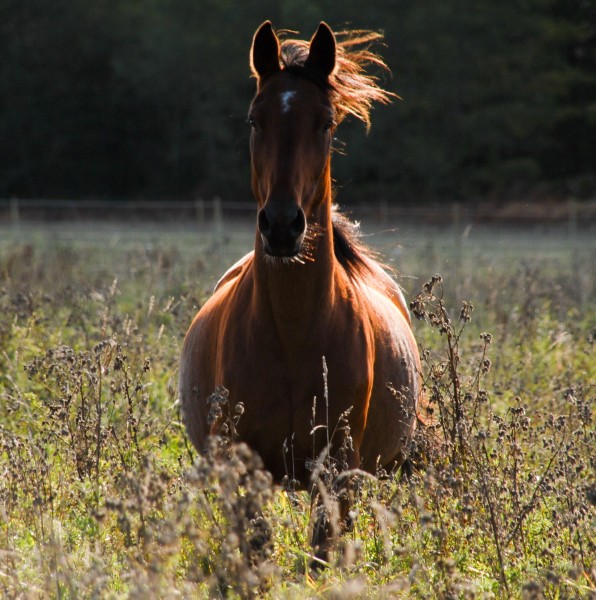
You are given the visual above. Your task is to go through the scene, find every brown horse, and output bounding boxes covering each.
[179,21,421,561]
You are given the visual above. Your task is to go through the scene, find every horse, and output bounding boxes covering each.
[179,21,421,563]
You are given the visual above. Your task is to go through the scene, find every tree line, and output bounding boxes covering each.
[1,0,594,203]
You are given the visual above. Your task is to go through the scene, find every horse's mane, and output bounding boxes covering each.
[331,207,411,325]
[279,30,396,130]
[330,207,390,284]
[330,207,373,273]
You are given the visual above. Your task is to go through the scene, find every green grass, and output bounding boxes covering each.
[0,220,594,598]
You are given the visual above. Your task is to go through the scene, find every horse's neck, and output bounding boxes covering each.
[253,201,336,334]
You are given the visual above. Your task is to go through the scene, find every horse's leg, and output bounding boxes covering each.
[310,444,360,568]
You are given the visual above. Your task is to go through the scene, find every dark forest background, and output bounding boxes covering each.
[1,0,595,204]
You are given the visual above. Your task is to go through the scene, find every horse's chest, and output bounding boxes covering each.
[216,310,372,480]
[219,306,369,401]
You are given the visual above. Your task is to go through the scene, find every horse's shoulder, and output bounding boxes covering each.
[214,250,254,293]
[185,253,253,345]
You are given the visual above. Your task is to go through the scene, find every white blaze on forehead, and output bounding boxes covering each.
[280,90,297,113]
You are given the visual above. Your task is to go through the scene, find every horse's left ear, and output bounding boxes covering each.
[305,22,336,78]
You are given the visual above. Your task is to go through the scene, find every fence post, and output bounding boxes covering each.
[567,198,585,309]
[10,197,20,225]
[195,197,205,228]
[213,196,223,235]
[568,197,578,240]
[379,199,388,223]
[452,202,462,302]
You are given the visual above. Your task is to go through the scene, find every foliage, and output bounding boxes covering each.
[0,224,594,598]
[1,0,595,200]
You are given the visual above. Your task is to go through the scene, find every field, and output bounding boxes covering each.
[0,214,594,599]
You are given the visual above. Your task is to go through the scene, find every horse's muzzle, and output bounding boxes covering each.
[258,203,306,257]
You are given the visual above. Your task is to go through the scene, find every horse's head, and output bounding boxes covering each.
[249,22,337,258]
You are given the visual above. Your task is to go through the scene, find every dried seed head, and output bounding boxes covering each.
[459,300,474,322]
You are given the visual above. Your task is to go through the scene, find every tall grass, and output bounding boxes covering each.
[0,224,594,598]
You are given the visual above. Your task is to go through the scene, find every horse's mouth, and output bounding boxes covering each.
[260,234,304,259]
[264,246,300,258]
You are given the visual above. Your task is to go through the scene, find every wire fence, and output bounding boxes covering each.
[1,197,594,309]
[1,197,595,231]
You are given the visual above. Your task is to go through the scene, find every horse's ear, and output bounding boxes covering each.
[305,22,336,78]
[251,21,281,80]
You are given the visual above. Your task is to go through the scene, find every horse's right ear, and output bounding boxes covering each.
[250,21,281,81]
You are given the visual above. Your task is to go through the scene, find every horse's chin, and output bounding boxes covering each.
[260,236,305,261]
[262,248,308,267]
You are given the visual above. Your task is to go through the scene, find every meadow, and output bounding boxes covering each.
[0,215,594,598]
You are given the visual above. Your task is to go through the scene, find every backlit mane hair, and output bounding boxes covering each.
[279,30,396,130]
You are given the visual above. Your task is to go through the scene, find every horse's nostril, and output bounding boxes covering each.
[290,209,306,237]
[258,208,271,236]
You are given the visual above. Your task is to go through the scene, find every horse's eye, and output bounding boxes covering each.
[322,118,334,133]
[248,116,257,129]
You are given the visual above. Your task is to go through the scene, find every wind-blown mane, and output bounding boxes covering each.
[331,207,407,317]
[330,206,378,276]
[279,30,396,129]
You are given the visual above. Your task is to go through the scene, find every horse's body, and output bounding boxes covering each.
[179,21,420,558]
